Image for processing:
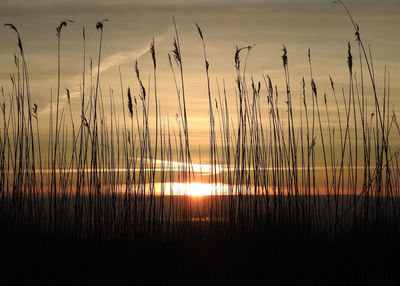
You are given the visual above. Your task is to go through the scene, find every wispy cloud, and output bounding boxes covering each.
[96,25,173,74]
[38,26,174,116]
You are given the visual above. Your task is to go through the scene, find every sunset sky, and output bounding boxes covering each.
[0,0,399,149]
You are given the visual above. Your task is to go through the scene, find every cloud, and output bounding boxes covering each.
[34,25,174,117]
[97,26,172,74]
[100,48,148,73]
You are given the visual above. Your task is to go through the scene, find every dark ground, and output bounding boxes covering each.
[1,228,399,286]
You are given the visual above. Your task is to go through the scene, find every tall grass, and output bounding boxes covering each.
[0,4,399,242]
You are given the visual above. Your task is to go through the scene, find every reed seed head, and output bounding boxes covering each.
[329,75,335,91]
[32,103,38,118]
[150,38,156,69]
[347,42,353,73]
[66,88,70,104]
[311,79,317,97]
[135,61,146,101]
[282,45,288,68]
[267,75,273,96]
[172,38,181,67]
[355,24,360,42]
[13,54,19,67]
[234,46,240,70]
[168,53,173,68]
[127,87,133,118]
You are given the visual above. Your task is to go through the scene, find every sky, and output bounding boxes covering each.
[0,0,399,149]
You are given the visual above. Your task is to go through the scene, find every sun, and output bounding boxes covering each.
[160,182,230,196]
[186,183,212,196]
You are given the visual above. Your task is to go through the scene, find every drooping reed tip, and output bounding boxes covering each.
[195,23,203,40]
[4,23,23,54]
[56,19,73,38]
[96,19,109,31]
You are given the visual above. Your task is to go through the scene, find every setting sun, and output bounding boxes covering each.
[165,182,230,196]
[186,183,211,196]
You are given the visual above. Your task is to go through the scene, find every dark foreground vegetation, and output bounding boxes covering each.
[1,227,399,285]
[1,2,399,285]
